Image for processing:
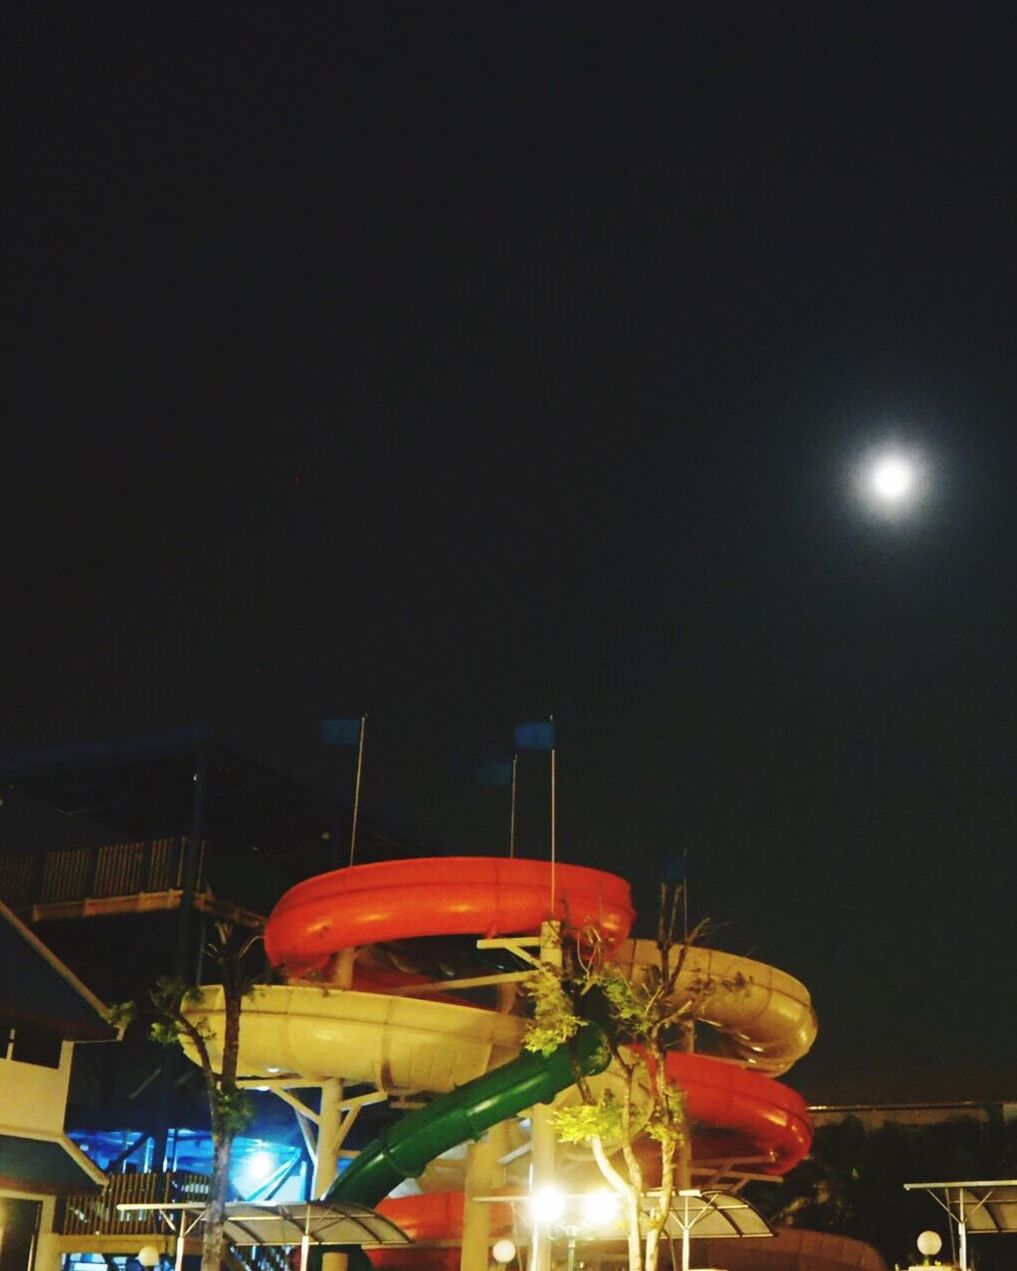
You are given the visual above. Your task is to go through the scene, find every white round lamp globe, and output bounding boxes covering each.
[916,1230,942,1257]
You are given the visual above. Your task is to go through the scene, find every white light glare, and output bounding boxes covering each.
[491,1239,517,1264]
[581,1189,621,1229]
[853,442,930,519]
[870,453,915,502]
[245,1149,275,1181]
[530,1184,567,1226]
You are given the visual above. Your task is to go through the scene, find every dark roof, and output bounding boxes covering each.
[0,1132,106,1194]
[803,1069,1017,1108]
[0,727,426,863]
[0,901,116,1040]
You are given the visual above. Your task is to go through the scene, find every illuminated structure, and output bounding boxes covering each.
[175,856,885,1270]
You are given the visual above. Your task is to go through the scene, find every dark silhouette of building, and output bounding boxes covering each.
[0,727,427,1177]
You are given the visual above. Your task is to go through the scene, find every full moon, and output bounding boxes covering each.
[852,443,930,520]
[870,453,915,502]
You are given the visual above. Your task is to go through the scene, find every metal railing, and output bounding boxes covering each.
[58,1173,302,1270]
[55,1171,211,1236]
[226,1242,294,1271]
[0,838,206,913]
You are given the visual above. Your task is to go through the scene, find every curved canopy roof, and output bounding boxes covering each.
[116,1200,411,1248]
[904,1181,1017,1235]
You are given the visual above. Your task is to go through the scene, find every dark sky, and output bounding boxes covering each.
[4,3,1016,1101]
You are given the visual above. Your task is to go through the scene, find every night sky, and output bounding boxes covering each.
[4,3,1016,1102]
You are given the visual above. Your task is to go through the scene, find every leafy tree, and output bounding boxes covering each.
[522,883,746,1271]
[109,922,261,1271]
[758,1114,1017,1270]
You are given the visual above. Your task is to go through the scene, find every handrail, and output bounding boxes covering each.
[0,839,206,912]
[55,1171,211,1236]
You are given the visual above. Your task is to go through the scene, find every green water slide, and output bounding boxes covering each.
[325,1023,610,1208]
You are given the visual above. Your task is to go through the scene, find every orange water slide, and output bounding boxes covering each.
[250,858,815,1258]
[264,856,636,975]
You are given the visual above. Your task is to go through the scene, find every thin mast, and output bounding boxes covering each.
[549,715,556,910]
[348,713,367,867]
[509,754,519,857]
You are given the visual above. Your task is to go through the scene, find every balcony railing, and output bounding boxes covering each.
[55,1170,211,1237]
[57,1173,300,1271]
[0,840,262,927]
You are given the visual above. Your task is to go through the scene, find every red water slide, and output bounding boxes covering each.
[264,856,812,1252]
[265,856,636,974]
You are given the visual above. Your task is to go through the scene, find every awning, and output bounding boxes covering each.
[221,1202,411,1248]
[0,1131,107,1195]
[904,1180,1017,1234]
[116,1201,411,1248]
[662,1189,774,1239]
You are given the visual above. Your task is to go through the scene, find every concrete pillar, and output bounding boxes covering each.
[33,1196,60,1271]
[460,1137,499,1271]
[528,1103,558,1271]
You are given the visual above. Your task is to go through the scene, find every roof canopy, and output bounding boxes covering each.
[904,1181,1017,1235]
[116,1201,411,1248]
[1,727,422,861]
[662,1189,773,1240]
[0,1130,107,1194]
[218,1202,411,1248]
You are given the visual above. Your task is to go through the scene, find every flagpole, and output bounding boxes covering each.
[509,754,518,858]
[348,713,367,868]
[549,715,556,912]
[682,851,689,944]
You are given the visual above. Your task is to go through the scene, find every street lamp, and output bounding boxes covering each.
[492,1238,517,1265]
[527,1186,621,1271]
[906,1229,946,1268]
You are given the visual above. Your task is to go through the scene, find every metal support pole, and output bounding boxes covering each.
[958,1195,968,1271]
[312,1078,344,1197]
[681,1197,691,1271]
[313,1079,347,1271]
[175,741,208,979]
[528,921,562,1271]
[154,743,209,1175]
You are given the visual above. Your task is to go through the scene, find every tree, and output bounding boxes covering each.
[522,883,746,1271]
[758,1115,1017,1270]
[110,922,261,1271]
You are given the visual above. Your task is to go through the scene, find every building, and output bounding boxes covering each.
[0,901,115,1271]
[0,728,427,1265]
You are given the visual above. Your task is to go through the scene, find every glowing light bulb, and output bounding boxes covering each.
[530,1184,566,1225]
[581,1189,620,1229]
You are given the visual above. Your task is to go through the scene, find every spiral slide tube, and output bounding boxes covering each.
[181,857,820,1263]
[264,856,636,976]
[323,1023,610,1208]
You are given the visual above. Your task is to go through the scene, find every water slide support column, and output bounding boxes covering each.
[315,1077,347,1271]
[528,921,562,1271]
[460,1135,501,1271]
